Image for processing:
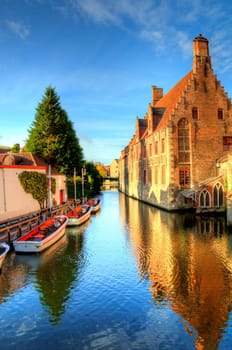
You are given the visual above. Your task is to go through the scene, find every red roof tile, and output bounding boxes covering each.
[155,70,193,131]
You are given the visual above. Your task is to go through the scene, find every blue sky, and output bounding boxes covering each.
[1,0,232,164]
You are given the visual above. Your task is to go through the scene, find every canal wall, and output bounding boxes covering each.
[0,202,74,245]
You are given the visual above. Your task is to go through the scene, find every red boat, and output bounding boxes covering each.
[67,204,92,226]
[88,197,101,213]
[13,215,68,254]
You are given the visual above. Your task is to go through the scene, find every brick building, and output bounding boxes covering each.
[119,34,232,212]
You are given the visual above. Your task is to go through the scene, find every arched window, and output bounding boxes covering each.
[199,190,210,208]
[178,118,190,162]
[213,183,223,207]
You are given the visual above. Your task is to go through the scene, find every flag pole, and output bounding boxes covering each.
[48,164,52,216]
[74,167,77,203]
[82,167,84,204]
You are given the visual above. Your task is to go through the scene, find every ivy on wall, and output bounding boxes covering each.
[18,171,56,210]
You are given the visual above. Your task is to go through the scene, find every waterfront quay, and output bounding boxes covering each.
[1,190,232,349]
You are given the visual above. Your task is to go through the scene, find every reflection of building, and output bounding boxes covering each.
[0,152,67,221]
[119,194,232,349]
[119,35,232,213]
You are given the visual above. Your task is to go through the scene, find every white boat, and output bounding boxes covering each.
[0,243,10,270]
[13,215,68,254]
[88,197,101,213]
[67,204,91,226]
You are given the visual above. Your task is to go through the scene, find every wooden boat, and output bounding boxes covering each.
[13,215,68,254]
[0,243,10,270]
[67,204,91,226]
[88,197,101,213]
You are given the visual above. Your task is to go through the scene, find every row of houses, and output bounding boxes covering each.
[118,34,232,222]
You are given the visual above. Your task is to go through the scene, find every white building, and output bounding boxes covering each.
[0,153,67,222]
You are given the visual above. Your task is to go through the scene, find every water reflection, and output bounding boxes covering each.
[35,230,86,324]
[120,193,232,350]
[0,251,28,303]
[0,228,87,325]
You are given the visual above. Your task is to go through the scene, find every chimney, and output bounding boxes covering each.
[193,34,211,74]
[152,85,163,106]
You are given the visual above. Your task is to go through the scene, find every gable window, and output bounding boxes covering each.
[199,190,210,208]
[213,183,223,207]
[154,141,158,155]
[179,167,190,188]
[161,138,165,153]
[223,136,232,151]
[192,107,198,120]
[218,108,224,120]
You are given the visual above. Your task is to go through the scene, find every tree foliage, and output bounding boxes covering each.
[96,164,108,178]
[25,86,84,176]
[67,162,103,200]
[18,171,56,210]
[11,143,20,153]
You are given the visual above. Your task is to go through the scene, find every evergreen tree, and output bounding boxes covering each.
[25,86,84,175]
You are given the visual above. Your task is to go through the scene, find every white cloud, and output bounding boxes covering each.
[6,20,30,39]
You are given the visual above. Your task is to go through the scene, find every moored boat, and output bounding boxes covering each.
[67,204,91,226]
[0,242,10,271]
[88,197,101,213]
[13,215,68,254]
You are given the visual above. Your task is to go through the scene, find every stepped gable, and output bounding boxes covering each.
[136,116,147,140]
[154,70,193,131]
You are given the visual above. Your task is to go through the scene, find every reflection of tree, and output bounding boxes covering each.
[35,231,85,324]
[120,194,232,350]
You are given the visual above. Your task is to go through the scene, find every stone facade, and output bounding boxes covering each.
[110,159,119,178]
[119,35,232,212]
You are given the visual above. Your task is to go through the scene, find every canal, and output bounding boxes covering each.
[1,190,232,349]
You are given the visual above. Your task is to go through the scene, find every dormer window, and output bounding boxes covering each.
[192,107,198,120]
[218,108,224,120]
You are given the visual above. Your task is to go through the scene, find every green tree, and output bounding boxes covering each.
[66,162,103,200]
[25,86,84,175]
[18,171,56,210]
[85,162,103,196]
[11,143,20,153]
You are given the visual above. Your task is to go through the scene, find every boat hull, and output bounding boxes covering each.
[88,198,101,213]
[0,243,10,270]
[13,216,68,254]
[67,205,91,226]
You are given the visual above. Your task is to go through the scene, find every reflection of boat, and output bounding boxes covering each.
[13,215,68,254]
[67,204,91,226]
[0,243,10,270]
[88,197,101,213]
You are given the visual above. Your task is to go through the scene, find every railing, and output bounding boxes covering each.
[0,200,78,245]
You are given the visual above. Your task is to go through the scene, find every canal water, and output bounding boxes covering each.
[1,191,232,349]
